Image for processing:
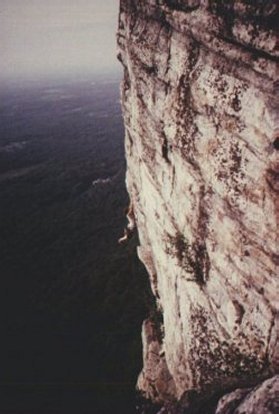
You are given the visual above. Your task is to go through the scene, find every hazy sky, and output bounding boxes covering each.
[0,0,120,79]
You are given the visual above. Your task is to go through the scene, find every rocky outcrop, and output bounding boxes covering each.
[216,375,279,414]
[117,0,278,411]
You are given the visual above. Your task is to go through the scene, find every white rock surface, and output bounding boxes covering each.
[117,0,279,408]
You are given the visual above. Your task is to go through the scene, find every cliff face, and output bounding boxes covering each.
[117,0,278,410]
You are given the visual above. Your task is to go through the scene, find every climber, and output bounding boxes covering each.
[126,202,136,231]
[118,202,136,244]
[118,227,133,244]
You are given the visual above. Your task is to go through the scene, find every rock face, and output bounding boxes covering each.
[117,0,278,410]
[216,375,279,414]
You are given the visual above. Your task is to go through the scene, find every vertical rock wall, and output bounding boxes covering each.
[117,0,278,408]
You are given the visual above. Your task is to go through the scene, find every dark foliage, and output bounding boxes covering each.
[166,232,209,285]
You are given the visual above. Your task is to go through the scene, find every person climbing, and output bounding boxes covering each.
[118,202,136,244]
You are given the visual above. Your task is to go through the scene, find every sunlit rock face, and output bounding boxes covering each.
[117,0,278,409]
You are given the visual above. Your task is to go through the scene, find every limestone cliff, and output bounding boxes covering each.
[117,0,278,412]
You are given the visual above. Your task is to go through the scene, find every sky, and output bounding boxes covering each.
[0,0,121,80]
